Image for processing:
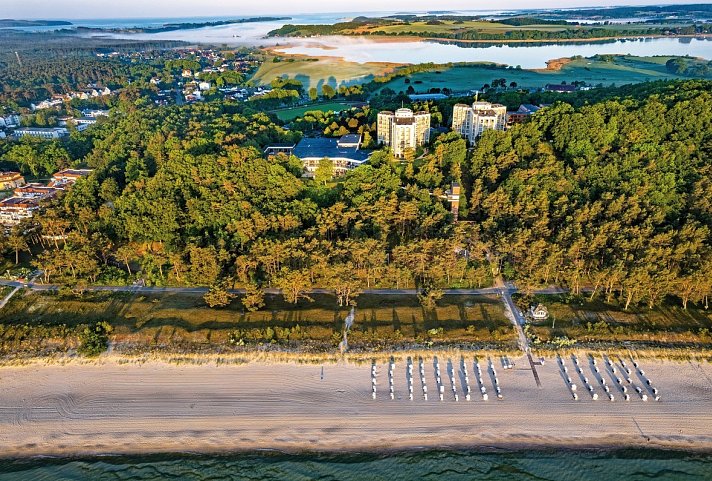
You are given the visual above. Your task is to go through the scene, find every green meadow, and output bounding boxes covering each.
[377,55,690,93]
[272,102,359,121]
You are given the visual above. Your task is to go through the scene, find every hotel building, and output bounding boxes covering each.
[452,101,507,143]
[377,108,430,158]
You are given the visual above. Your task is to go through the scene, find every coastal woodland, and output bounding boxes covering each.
[0,22,709,357]
[0,80,707,317]
[0,29,710,316]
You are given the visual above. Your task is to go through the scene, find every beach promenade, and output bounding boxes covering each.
[1,355,711,457]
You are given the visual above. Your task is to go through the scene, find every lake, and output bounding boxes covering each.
[272,37,712,69]
[9,13,712,68]
[103,21,712,69]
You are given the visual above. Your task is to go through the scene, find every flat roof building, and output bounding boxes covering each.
[337,134,361,149]
[544,83,576,93]
[13,127,68,140]
[452,100,507,143]
[293,137,370,178]
[264,143,296,158]
[377,108,430,158]
[408,93,448,101]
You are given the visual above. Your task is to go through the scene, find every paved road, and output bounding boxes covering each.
[0,285,21,310]
[0,279,570,298]
[0,280,508,297]
[500,284,542,387]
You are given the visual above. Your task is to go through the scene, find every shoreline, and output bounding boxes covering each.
[273,33,712,45]
[1,356,711,459]
[4,435,712,460]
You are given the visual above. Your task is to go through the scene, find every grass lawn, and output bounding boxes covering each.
[516,294,712,346]
[272,102,358,121]
[0,291,514,354]
[376,55,688,92]
[251,56,396,90]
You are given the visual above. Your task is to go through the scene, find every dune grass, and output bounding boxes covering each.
[0,290,514,355]
[519,293,712,347]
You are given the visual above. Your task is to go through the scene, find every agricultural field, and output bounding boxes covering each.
[272,102,359,121]
[376,55,689,93]
[0,291,514,355]
[251,56,396,90]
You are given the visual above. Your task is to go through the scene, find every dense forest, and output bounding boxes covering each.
[468,80,712,309]
[9,99,483,310]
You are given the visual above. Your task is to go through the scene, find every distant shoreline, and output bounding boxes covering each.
[270,32,712,46]
[0,19,72,28]
[69,17,290,34]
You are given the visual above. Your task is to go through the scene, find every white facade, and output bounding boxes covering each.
[452,101,507,143]
[377,108,430,158]
[0,197,40,225]
[13,127,68,140]
[0,115,20,128]
[302,157,366,178]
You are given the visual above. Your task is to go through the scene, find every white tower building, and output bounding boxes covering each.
[377,108,431,158]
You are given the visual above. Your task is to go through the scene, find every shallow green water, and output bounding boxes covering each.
[0,449,710,481]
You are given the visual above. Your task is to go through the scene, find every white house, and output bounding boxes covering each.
[530,304,549,321]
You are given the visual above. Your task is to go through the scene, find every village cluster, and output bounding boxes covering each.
[0,168,92,228]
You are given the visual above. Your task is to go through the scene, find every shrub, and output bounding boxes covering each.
[78,321,113,357]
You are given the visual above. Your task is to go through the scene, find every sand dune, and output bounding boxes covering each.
[1,355,711,457]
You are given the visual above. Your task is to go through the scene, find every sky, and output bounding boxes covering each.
[5,0,706,20]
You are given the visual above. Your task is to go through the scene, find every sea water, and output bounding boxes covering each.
[0,449,710,480]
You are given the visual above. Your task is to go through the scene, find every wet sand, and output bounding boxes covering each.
[1,355,711,458]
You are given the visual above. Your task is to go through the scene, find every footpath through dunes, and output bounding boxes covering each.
[0,356,711,457]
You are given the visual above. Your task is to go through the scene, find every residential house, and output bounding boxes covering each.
[544,84,576,93]
[14,183,63,199]
[0,115,20,128]
[506,104,542,127]
[530,304,549,321]
[50,168,94,187]
[0,172,26,190]
[0,197,40,226]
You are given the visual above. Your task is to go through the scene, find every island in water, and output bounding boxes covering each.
[0,19,73,28]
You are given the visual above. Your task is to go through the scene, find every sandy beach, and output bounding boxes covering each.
[1,354,711,458]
